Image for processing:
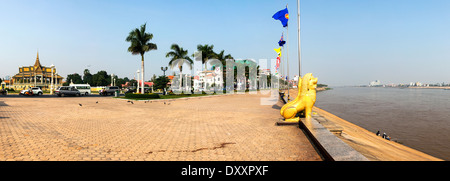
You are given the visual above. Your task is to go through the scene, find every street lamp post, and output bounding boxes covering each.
[55,71,58,87]
[161,67,168,76]
[136,70,140,93]
[111,73,115,86]
[161,67,168,95]
[50,64,55,94]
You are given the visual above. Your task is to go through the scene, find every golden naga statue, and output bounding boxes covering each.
[280,73,318,122]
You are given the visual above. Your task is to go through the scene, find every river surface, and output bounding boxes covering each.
[315,87,450,160]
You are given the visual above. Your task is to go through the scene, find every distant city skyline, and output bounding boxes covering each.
[1,0,450,86]
[366,79,450,87]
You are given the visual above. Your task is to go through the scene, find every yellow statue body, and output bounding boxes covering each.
[280,73,318,122]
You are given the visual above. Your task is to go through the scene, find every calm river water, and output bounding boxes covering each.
[315,87,450,160]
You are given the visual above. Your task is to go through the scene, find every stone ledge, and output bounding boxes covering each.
[313,114,344,136]
[299,117,369,161]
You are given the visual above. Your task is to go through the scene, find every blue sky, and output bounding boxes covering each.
[1,0,449,86]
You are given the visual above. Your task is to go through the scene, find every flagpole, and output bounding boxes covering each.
[286,4,290,101]
[281,44,284,82]
[297,0,301,77]
[282,33,285,88]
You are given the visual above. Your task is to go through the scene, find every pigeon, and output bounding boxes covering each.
[164,102,166,105]
[131,101,134,104]
[79,104,82,107]
[127,100,131,102]
[96,101,98,104]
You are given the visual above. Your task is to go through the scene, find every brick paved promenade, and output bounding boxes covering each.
[0,93,321,161]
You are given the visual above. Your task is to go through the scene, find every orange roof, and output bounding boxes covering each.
[138,80,154,86]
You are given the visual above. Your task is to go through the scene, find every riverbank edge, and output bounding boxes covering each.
[312,106,443,161]
[282,88,442,161]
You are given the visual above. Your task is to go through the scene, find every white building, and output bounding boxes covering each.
[369,80,381,87]
[193,70,223,92]
[292,75,300,88]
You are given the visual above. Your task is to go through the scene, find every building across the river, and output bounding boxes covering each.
[11,52,63,90]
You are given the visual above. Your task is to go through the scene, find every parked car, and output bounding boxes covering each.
[125,88,136,94]
[19,87,43,96]
[135,87,152,93]
[55,86,81,97]
[71,84,91,96]
[99,86,120,96]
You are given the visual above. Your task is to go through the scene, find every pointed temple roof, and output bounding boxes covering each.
[11,52,64,81]
[34,51,42,68]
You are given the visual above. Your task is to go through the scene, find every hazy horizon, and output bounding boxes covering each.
[1,0,449,86]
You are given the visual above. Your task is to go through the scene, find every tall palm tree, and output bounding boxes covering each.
[166,44,193,90]
[216,50,234,66]
[215,50,233,88]
[196,44,217,70]
[126,23,157,94]
[166,44,193,71]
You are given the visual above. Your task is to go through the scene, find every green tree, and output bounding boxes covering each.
[196,44,217,69]
[215,50,233,66]
[116,78,126,88]
[64,73,83,86]
[128,79,137,88]
[83,69,93,85]
[166,44,193,71]
[126,23,157,94]
[166,44,194,91]
[92,71,110,86]
[153,76,170,90]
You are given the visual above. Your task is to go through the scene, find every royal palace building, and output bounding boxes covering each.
[11,52,63,90]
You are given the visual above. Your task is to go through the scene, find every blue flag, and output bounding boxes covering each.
[278,33,286,47]
[272,8,289,27]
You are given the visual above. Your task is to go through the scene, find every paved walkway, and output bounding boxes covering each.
[0,93,321,161]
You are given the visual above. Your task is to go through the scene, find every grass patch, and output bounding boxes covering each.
[125,93,160,99]
[160,93,211,99]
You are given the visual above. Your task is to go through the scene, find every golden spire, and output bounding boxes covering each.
[34,50,41,67]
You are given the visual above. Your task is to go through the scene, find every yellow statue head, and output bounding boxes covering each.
[308,76,318,90]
